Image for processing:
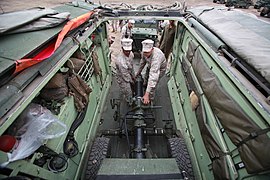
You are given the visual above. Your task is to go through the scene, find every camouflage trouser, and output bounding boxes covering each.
[144,67,165,101]
[111,20,118,32]
[118,81,133,102]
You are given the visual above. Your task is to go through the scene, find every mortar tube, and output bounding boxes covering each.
[134,127,145,159]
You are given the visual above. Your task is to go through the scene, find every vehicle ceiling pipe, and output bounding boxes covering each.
[188,18,226,51]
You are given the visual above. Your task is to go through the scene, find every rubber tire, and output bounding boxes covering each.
[168,138,194,179]
[220,0,226,4]
[85,137,110,180]
[260,7,270,16]
[225,2,233,7]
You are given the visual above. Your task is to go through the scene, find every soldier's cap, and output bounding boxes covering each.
[142,39,154,52]
[121,38,133,51]
[128,19,135,24]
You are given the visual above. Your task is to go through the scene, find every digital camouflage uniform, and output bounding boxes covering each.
[115,50,135,100]
[121,24,132,39]
[138,47,167,99]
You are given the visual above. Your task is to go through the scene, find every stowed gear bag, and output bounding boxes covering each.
[40,73,68,101]
[66,57,85,73]
[67,74,92,112]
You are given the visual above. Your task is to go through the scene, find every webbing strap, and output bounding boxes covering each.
[236,127,270,147]
[15,11,94,74]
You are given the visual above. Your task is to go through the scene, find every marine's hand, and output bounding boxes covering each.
[142,92,150,104]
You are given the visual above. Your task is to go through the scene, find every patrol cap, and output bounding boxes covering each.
[121,38,133,51]
[142,39,154,52]
[128,19,135,24]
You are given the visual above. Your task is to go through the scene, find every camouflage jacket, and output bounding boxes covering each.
[121,24,132,39]
[115,50,135,83]
[139,47,166,93]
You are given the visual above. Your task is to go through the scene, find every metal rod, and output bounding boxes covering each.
[222,48,270,96]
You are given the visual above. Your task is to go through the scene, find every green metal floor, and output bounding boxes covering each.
[97,57,175,158]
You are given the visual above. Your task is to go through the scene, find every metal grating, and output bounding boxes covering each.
[77,47,96,82]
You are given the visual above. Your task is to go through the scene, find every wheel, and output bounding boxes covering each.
[260,7,267,16]
[220,0,226,4]
[84,137,110,180]
[260,6,270,16]
[225,2,233,7]
[168,138,194,179]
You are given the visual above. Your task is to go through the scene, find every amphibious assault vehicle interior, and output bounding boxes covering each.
[0,1,270,180]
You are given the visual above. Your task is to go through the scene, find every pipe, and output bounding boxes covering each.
[134,127,145,159]
[135,75,144,97]
[188,18,226,51]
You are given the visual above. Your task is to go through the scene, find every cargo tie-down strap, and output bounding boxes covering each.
[236,127,270,147]
[14,11,95,74]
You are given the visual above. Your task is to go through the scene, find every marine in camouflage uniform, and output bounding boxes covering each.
[159,20,176,59]
[115,39,135,101]
[136,39,167,104]
[121,20,135,39]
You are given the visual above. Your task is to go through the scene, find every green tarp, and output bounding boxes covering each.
[0,7,70,35]
[187,6,270,83]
